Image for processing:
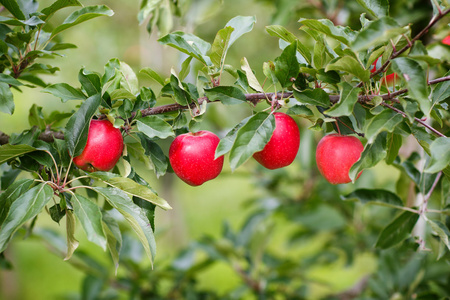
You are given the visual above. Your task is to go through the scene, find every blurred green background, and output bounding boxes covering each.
[0,0,445,299]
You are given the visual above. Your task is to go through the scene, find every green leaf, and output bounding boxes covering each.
[136,115,174,140]
[286,105,314,117]
[0,0,26,20]
[431,76,450,106]
[356,0,389,18]
[0,179,34,226]
[349,132,387,181]
[240,57,263,92]
[0,82,14,115]
[293,88,330,107]
[325,82,361,117]
[265,25,311,64]
[0,144,37,165]
[140,67,165,86]
[51,5,114,39]
[89,172,171,210]
[210,26,234,68]
[313,38,326,69]
[326,56,370,82]
[102,210,122,274]
[41,0,83,19]
[364,109,404,143]
[229,112,275,171]
[386,133,402,164]
[93,187,156,265]
[275,41,299,87]
[71,194,107,250]
[215,116,251,158]
[65,94,102,157]
[137,135,168,178]
[158,31,211,66]
[298,19,356,46]
[119,61,139,95]
[427,219,450,256]
[0,74,23,87]
[352,17,408,52]
[41,83,87,102]
[179,56,193,81]
[375,211,419,249]
[28,104,45,130]
[0,183,53,252]
[424,137,450,173]
[168,74,190,106]
[342,188,404,208]
[64,209,79,260]
[226,16,256,48]
[78,69,101,97]
[204,86,246,105]
[392,58,430,115]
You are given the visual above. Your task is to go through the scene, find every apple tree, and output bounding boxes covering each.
[1,0,450,298]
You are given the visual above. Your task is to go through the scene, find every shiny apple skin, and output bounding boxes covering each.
[169,130,224,186]
[253,112,300,170]
[315,134,364,184]
[73,119,124,172]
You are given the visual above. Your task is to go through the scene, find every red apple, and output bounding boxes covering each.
[253,112,300,170]
[169,130,224,186]
[73,119,124,172]
[315,134,364,184]
[442,35,450,45]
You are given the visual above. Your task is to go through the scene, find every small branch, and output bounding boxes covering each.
[422,171,442,213]
[381,102,446,137]
[358,8,450,87]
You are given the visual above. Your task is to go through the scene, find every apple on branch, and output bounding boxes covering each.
[315,134,364,184]
[253,112,300,169]
[169,130,224,186]
[73,119,124,172]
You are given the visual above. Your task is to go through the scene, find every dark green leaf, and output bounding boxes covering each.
[431,73,450,106]
[72,193,107,250]
[0,82,14,115]
[78,69,101,97]
[41,0,82,19]
[28,104,45,130]
[0,183,53,252]
[392,57,430,115]
[386,133,402,164]
[50,5,114,39]
[0,144,36,164]
[293,88,330,107]
[325,82,361,117]
[0,74,23,87]
[94,187,156,265]
[275,41,299,87]
[204,86,246,105]
[64,94,101,157]
[0,0,26,20]
[89,172,171,210]
[137,134,168,178]
[229,112,276,171]
[49,204,65,224]
[342,188,404,208]
[356,0,389,18]
[375,211,419,249]
[0,179,34,226]
[42,83,87,102]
